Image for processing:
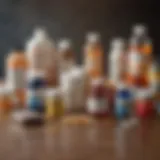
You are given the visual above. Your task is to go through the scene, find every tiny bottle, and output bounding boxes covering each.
[84,32,104,79]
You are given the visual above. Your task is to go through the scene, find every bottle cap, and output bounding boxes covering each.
[86,32,101,44]
[33,28,48,40]
[132,24,147,37]
[58,39,72,52]
[111,38,125,50]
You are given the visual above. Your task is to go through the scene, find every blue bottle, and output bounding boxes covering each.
[115,84,132,119]
[27,91,44,113]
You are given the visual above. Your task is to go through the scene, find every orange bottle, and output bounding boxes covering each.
[0,86,13,114]
[6,48,28,107]
[84,32,104,79]
[127,39,149,87]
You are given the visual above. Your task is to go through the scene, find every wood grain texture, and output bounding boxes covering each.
[0,117,160,160]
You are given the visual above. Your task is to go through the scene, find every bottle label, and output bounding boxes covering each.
[7,69,27,89]
[87,98,108,114]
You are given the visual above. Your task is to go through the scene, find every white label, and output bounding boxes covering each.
[87,98,108,114]
[7,69,27,89]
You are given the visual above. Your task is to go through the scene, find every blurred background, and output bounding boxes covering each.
[0,0,159,76]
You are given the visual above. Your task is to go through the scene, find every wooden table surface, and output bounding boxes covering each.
[0,116,160,160]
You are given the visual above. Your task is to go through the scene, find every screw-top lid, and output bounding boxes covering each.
[111,38,125,50]
[86,32,101,44]
[33,28,48,40]
[58,39,72,52]
[132,24,148,37]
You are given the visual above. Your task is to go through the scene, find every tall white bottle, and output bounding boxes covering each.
[108,38,125,86]
[26,28,59,86]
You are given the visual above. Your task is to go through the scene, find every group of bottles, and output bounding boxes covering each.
[0,24,159,120]
[85,24,159,119]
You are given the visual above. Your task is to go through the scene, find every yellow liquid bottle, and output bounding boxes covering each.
[46,89,64,120]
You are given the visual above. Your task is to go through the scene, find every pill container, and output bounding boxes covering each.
[45,89,64,120]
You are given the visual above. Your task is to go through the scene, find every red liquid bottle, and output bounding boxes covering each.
[135,89,155,118]
[87,78,108,118]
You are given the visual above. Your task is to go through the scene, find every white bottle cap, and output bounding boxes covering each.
[58,39,72,52]
[86,32,101,44]
[111,38,125,50]
[33,28,48,40]
[132,24,147,37]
